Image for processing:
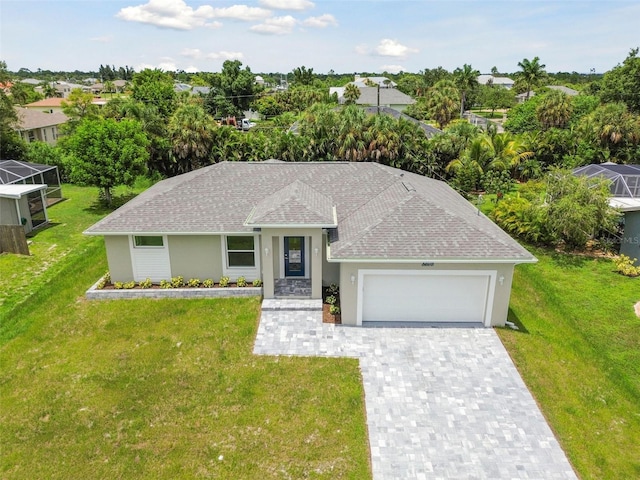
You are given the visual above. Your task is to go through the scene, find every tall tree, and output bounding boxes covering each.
[62,118,149,205]
[343,84,360,105]
[598,48,640,113]
[536,90,573,129]
[292,66,315,86]
[453,64,479,117]
[168,103,217,175]
[131,69,176,118]
[61,88,99,131]
[206,60,257,117]
[425,80,460,129]
[517,56,547,100]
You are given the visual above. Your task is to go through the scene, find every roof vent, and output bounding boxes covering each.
[402,181,415,193]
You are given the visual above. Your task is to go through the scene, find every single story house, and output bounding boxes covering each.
[0,160,63,233]
[23,97,105,114]
[85,161,536,327]
[330,86,416,112]
[15,107,68,145]
[574,163,640,264]
[477,75,515,89]
[351,75,397,89]
[516,85,579,103]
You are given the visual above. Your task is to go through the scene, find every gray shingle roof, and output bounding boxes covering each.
[245,180,336,227]
[85,162,535,261]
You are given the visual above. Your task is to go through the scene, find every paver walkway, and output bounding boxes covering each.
[254,299,578,480]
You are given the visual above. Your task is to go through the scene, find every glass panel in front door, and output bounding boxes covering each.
[285,236,304,276]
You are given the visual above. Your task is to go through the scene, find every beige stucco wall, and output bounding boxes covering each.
[105,236,133,282]
[337,261,516,327]
[168,235,222,280]
[0,198,19,226]
[260,228,323,299]
[322,233,340,286]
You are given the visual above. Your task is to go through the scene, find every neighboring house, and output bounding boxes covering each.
[574,163,640,264]
[352,75,397,88]
[88,80,128,95]
[516,85,579,103]
[477,75,515,89]
[0,160,63,234]
[24,97,105,114]
[361,106,442,138]
[52,81,87,98]
[330,86,416,112]
[14,107,68,145]
[85,161,536,326]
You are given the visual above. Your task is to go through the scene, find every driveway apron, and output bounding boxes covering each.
[254,299,577,480]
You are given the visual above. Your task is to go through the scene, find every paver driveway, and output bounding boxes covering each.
[254,300,577,480]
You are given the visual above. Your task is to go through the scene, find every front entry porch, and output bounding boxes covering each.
[274,278,312,297]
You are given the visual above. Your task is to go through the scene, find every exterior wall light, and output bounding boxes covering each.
[314,247,319,256]
[350,274,356,284]
[498,275,505,285]
[264,247,269,256]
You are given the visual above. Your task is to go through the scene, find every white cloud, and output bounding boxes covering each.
[181,47,202,58]
[380,64,406,74]
[185,65,200,73]
[211,5,272,21]
[250,15,297,35]
[136,59,178,71]
[302,14,337,28]
[181,48,244,61]
[375,39,418,58]
[259,0,314,11]
[205,51,245,60]
[117,0,218,30]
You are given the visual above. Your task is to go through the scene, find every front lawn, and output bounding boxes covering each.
[501,248,640,479]
[1,293,369,479]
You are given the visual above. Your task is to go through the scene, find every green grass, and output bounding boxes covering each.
[500,248,640,479]
[0,184,371,479]
[0,184,141,323]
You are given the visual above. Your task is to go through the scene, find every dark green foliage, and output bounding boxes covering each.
[62,118,149,205]
[504,96,543,133]
[131,69,176,118]
[25,142,68,181]
[481,169,514,195]
[598,48,640,113]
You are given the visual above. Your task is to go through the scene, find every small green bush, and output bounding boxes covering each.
[252,279,262,287]
[325,295,337,305]
[219,276,230,288]
[123,281,136,289]
[138,278,153,289]
[202,279,214,288]
[114,282,124,290]
[96,272,110,289]
[237,276,247,287]
[329,305,341,315]
[327,283,339,296]
[187,278,201,288]
[171,276,185,288]
[614,254,640,277]
[159,279,172,289]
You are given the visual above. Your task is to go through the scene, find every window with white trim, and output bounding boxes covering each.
[134,236,164,247]
[226,236,255,267]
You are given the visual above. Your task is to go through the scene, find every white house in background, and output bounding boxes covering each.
[477,75,515,89]
[330,86,416,112]
[85,161,536,327]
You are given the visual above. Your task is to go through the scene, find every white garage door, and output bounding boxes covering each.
[360,271,494,324]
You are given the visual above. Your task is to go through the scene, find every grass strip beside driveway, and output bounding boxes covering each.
[500,249,640,479]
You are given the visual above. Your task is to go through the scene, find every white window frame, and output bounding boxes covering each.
[133,235,165,248]
[222,234,261,280]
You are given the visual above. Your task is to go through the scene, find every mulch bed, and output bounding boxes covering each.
[322,303,341,324]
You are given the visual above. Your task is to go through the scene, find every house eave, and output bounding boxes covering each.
[326,255,538,265]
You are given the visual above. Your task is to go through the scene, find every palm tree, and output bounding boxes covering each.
[103,80,116,97]
[168,103,216,174]
[453,64,479,117]
[483,131,534,173]
[425,80,461,129]
[335,105,367,161]
[343,84,361,105]
[517,57,547,100]
[365,114,400,163]
[536,90,573,129]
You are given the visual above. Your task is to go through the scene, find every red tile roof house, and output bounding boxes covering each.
[85,161,536,326]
